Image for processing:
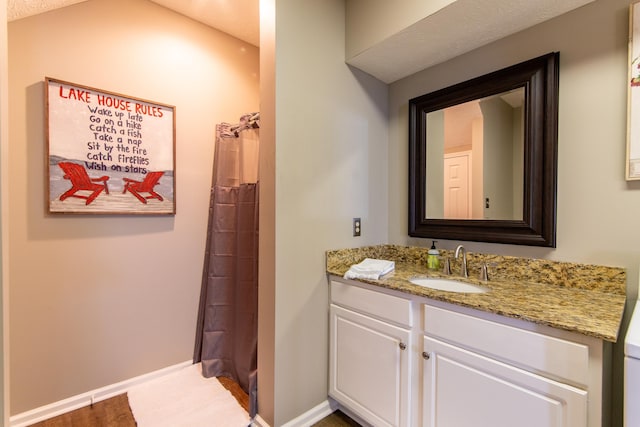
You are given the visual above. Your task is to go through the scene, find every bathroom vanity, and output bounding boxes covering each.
[326,245,626,427]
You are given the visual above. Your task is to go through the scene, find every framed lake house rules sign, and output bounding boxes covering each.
[46,77,176,214]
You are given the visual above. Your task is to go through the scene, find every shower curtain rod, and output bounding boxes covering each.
[229,112,260,136]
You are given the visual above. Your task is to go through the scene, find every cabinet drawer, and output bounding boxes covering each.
[331,280,412,327]
[423,303,590,386]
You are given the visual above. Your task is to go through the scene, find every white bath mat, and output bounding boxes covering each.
[127,363,250,427]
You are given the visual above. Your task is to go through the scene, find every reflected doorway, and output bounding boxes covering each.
[443,151,471,219]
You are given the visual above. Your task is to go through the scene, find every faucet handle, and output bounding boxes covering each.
[479,262,490,281]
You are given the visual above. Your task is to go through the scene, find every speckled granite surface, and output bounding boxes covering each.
[326,245,626,342]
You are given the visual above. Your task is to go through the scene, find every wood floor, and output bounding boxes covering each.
[311,410,361,426]
[217,376,250,412]
[26,379,360,426]
[28,394,136,427]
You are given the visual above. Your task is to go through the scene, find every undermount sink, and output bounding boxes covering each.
[409,278,489,294]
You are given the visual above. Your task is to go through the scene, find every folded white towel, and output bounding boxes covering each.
[344,258,395,280]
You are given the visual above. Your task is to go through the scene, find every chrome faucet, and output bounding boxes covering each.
[454,245,468,278]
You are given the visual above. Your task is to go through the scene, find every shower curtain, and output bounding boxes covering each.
[194,112,259,418]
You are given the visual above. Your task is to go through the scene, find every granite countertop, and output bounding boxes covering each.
[327,245,627,342]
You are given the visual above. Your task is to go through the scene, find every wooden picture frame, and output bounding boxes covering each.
[46,77,176,214]
[628,2,640,180]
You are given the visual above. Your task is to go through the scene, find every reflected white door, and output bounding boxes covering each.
[444,152,471,219]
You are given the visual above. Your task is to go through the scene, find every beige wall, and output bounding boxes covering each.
[1,0,8,422]
[261,0,389,424]
[389,1,635,424]
[7,0,259,414]
[258,0,276,423]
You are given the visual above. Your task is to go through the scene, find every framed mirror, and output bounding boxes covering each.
[408,52,559,247]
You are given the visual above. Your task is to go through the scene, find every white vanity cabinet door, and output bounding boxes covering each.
[422,335,588,427]
[330,304,412,427]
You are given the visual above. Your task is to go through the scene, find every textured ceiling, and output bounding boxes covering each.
[148,0,259,47]
[7,0,260,46]
[8,0,87,21]
[8,0,595,83]
[346,0,595,83]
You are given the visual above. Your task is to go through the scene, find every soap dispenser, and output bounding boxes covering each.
[427,240,440,270]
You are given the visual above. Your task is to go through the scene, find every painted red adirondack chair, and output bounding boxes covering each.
[122,171,165,204]
[58,162,110,205]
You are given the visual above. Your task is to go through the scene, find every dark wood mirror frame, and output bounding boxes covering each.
[408,52,559,247]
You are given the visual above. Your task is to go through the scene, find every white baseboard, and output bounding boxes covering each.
[252,414,270,427]
[280,399,338,427]
[9,360,192,427]
[12,367,340,427]
[251,399,341,427]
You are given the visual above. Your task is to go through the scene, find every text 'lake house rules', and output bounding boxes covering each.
[48,79,174,176]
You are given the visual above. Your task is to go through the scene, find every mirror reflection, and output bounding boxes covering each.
[425,88,524,220]
[408,52,559,247]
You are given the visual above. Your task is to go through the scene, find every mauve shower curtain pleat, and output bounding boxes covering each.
[194,116,259,418]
